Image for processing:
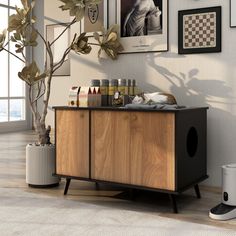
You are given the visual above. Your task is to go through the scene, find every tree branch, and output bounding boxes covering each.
[32,80,46,104]
[52,49,70,73]
[50,17,77,46]
[52,33,76,73]
[32,91,45,105]
[40,42,54,124]
[0,39,10,53]
[35,29,51,58]
[28,85,37,123]
[88,43,100,46]
[2,47,25,63]
[36,81,42,98]
[21,51,26,61]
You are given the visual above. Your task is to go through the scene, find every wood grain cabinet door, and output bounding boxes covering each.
[91,111,176,190]
[91,111,131,184]
[56,110,89,178]
[130,112,176,191]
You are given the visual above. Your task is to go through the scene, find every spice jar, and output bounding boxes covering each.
[132,79,141,96]
[90,79,100,87]
[118,79,126,95]
[128,79,133,96]
[100,79,109,106]
[118,79,129,105]
[109,79,118,106]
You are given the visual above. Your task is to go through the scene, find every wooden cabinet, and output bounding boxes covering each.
[55,107,207,194]
[91,111,175,190]
[91,111,131,184]
[129,112,175,190]
[56,110,89,178]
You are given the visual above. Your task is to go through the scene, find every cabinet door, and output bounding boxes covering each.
[91,111,131,184]
[130,112,175,191]
[56,110,89,178]
[91,111,175,191]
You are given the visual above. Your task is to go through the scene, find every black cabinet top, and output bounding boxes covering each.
[53,106,209,113]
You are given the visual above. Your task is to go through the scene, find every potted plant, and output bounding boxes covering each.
[0,0,123,187]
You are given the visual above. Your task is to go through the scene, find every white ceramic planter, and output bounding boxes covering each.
[26,144,60,187]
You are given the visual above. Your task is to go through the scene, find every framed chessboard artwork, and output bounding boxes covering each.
[116,0,169,53]
[230,0,236,27]
[178,7,221,54]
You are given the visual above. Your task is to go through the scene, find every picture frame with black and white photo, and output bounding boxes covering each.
[116,0,168,53]
[80,0,108,36]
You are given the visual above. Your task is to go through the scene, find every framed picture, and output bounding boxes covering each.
[230,0,236,27]
[46,23,70,76]
[80,0,108,36]
[116,0,169,53]
[178,7,221,54]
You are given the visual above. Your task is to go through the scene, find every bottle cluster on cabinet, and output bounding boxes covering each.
[68,79,141,108]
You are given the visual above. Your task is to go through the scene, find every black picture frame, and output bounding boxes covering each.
[80,0,108,36]
[230,0,236,28]
[116,0,169,54]
[178,6,221,55]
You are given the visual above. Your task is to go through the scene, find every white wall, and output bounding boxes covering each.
[42,0,236,187]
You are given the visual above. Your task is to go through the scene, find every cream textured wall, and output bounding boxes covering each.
[42,0,236,187]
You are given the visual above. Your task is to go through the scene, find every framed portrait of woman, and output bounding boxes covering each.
[80,0,108,36]
[116,0,168,53]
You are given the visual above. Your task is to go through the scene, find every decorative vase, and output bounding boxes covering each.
[26,144,60,187]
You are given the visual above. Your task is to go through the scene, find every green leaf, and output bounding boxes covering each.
[11,36,17,42]
[14,32,21,40]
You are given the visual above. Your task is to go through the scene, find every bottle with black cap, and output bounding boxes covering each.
[100,79,109,106]
[108,79,118,106]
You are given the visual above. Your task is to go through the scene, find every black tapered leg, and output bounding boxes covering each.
[95,182,99,190]
[129,189,136,201]
[64,178,71,195]
[169,194,178,214]
[194,184,201,199]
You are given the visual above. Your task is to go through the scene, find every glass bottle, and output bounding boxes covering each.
[109,79,118,106]
[100,79,109,106]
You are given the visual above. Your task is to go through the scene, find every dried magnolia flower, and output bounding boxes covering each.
[0,0,124,145]
[0,29,7,48]
[8,0,35,34]
[18,61,47,85]
[94,25,124,60]
[72,33,92,54]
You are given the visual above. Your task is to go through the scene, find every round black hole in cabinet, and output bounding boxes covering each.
[186,127,198,157]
